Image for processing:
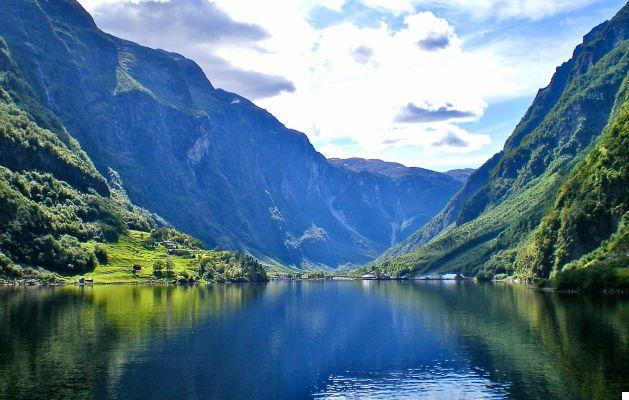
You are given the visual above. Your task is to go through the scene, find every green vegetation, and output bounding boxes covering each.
[553,263,629,291]
[517,98,629,289]
[0,166,122,276]
[0,163,268,283]
[144,226,203,250]
[300,271,332,279]
[198,251,269,283]
[0,38,107,195]
[0,34,129,279]
[94,244,109,264]
[80,230,268,284]
[152,257,174,277]
[0,284,268,399]
[369,170,563,277]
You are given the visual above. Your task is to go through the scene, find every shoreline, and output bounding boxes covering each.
[2,277,627,295]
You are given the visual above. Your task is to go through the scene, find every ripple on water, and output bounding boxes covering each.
[312,361,510,399]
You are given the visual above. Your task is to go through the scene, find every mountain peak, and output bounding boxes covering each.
[38,0,98,30]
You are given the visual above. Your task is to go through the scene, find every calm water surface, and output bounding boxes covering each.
[0,281,627,399]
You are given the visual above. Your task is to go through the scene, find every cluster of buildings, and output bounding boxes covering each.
[159,240,197,257]
[360,273,464,280]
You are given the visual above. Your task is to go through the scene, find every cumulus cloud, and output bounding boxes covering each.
[432,131,468,147]
[194,54,296,99]
[426,126,491,152]
[217,69,296,99]
[395,103,477,123]
[212,7,516,162]
[417,32,450,51]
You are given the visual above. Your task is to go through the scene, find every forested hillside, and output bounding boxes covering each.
[514,96,628,289]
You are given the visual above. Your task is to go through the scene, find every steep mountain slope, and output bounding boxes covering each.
[0,35,266,283]
[0,36,125,275]
[0,0,463,269]
[373,4,628,278]
[515,95,628,287]
[328,157,464,243]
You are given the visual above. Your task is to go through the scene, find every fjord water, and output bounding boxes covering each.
[0,282,627,399]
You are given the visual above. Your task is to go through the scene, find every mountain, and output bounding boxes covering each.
[0,33,267,283]
[329,158,421,178]
[0,0,464,269]
[443,168,474,183]
[0,17,267,283]
[328,158,473,183]
[372,3,628,283]
[519,96,628,289]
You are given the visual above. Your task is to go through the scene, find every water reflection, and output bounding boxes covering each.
[0,282,626,399]
[355,281,629,400]
[0,285,266,399]
[315,362,510,399]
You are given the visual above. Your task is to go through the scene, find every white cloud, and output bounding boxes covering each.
[76,0,605,169]
[216,11,511,161]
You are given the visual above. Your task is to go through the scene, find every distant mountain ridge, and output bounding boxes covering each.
[328,157,424,178]
[443,168,474,183]
[0,0,464,269]
[328,158,474,183]
[372,3,628,281]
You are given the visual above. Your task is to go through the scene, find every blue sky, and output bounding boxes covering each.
[80,0,626,171]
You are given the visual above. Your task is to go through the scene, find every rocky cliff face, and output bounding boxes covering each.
[0,0,463,269]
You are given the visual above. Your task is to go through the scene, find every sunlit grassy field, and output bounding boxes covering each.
[78,230,201,283]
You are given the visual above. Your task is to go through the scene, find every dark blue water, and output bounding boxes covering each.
[0,281,627,399]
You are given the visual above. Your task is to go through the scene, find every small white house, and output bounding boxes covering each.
[441,273,459,280]
[361,273,376,280]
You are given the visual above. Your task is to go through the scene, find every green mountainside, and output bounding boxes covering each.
[515,97,628,290]
[0,34,266,283]
[372,4,628,288]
